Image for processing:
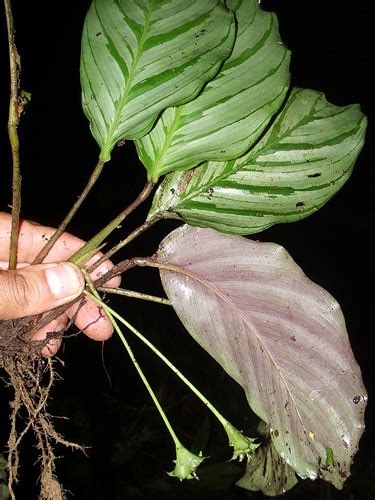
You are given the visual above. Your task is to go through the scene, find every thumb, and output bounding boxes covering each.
[0,262,85,320]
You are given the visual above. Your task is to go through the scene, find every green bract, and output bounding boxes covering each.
[168,443,205,481]
[223,421,259,461]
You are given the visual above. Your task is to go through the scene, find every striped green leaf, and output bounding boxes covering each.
[148,88,367,234]
[135,0,290,182]
[80,0,235,162]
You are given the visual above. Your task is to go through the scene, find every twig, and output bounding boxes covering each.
[4,0,25,269]
[26,259,136,337]
[84,287,181,447]
[86,216,159,273]
[32,159,106,264]
[69,180,154,267]
[87,292,258,458]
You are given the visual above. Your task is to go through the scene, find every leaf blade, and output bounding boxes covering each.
[135,0,290,180]
[80,0,235,161]
[236,427,298,496]
[149,88,367,234]
[155,225,367,487]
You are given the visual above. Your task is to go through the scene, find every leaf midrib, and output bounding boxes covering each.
[155,8,286,174]
[170,92,351,210]
[151,107,184,182]
[156,257,313,452]
[106,0,155,149]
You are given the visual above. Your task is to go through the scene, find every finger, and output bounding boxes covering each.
[0,212,97,262]
[0,213,72,261]
[66,297,114,341]
[84,255,121,288]
[0,213,121,287]
[1,264,121,309]
[0,262,84,320]
[31,316,67,357]
[0,260,28,269]
[40,337,63,357]
[1,258,121,288]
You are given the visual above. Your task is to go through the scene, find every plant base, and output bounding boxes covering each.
[0,319,84,499]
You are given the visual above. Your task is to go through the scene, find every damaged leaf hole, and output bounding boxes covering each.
[308,172,321,178]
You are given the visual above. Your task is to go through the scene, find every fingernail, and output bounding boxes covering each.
[45,262,85,300]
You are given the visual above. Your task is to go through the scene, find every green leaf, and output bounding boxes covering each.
[135,0,290,181]
[236,444,298,496]
[80,0,235,162]
[325,447,334,468]
[20,89,32,104]
[236,421,298,496]
[148,88,367,234]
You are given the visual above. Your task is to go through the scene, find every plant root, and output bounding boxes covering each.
[0,318,84,499]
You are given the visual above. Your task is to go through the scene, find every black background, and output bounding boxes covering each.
[1,1,373,499]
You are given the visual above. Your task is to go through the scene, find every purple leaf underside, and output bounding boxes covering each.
[155,225,367,488]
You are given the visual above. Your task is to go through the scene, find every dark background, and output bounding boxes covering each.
[1,1,373,499]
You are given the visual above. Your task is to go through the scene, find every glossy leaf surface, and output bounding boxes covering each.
[81,0,235,161]
[149,88,367,234]
[155,225,367,488]
[135,0,290,181]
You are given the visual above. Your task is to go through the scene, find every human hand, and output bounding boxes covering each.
[0,212,120,356]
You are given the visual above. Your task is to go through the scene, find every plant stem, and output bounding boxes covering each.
[87,292,233,430]
[26,259,136,337]
[32,159,106,264]
[132,257,189,278]
[111,316,180,444]
[69,181,154,267]
[4,0,23,270]
[83,282,179,446]
[98,286,171,306]
[86,216,159,274]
